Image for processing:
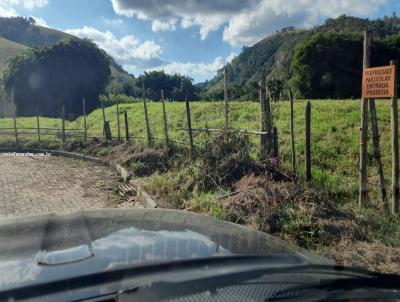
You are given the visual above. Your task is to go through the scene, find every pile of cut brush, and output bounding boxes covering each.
[106,143,170,177]
[198,132,289,189]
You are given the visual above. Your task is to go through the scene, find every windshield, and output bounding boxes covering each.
[0,1,400,301]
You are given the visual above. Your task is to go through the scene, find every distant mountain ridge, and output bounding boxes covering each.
[0,17,71,48]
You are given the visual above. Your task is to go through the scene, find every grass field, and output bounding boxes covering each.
[0,99,395,204]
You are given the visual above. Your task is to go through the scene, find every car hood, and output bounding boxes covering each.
[0,208,331,291]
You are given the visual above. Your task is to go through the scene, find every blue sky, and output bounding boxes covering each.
[1,0,399,83]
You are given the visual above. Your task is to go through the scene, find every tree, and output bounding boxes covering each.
[290,33,363,99]
[136,70,197,101]
[267,79,285,101]
[106,73,137,96]
[3,37,110,118]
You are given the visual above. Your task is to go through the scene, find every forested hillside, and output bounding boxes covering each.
[204,14,400,100]
[290,32,400,99]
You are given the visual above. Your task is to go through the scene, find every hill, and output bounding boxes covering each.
[0,17,133,99]
[0,37,28,116]
[0,37,28,77]
[203,29,310,100]
[204,14,400,100]
[0,17,72,48]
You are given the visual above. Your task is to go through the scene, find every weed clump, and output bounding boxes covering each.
[106,143,169,177]
[199,132,258,188]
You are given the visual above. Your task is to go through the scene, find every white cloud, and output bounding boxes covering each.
[151,56,225,80]
[146,52,238,81]
[101,17,123,27]
[152,19,177,32]
[0,0,48,17]
[226,52,237,63]
[110,0,387,46]
[32,16,48,27]
[22,0,48,10]
[65,26,164,71]
[223,0,388,47]
[0,4,17,17]
[110,0,256,40]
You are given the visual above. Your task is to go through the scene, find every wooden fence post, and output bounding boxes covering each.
[116,99,121,143]
[82,98,87,142]
[101,101,106,137]
[260,77,267,156]
[124,110,129,142]
[142,82,152,146]
[391,59,399,214]
[36,106,40,143]
[161,89,169,145]
[289,90,296,173]
[265,83,273,152]
[185,95,194,153]
[11,88,19,149]
[104,121,112,140]
[273,126,279,167]
[359,30,371,208]
[259,77,273,158]
[61,105,66,146]
[369,100,389,212]
[305,101,311,182]
[224,67,229,129]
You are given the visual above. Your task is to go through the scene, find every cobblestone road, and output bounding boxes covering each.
[0,154,126,217]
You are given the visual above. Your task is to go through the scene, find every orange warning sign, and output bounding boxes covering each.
[362,65,396,98]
